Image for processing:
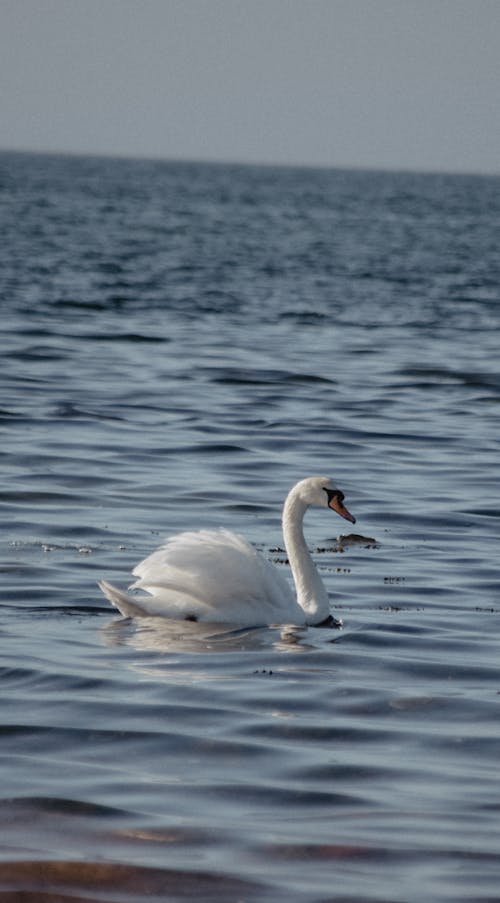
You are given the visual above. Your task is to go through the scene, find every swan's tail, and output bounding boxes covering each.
[98,580,148,617]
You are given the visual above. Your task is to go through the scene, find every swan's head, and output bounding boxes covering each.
[295,476,356,524]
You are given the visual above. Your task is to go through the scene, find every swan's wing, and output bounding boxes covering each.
[128,528,295,623]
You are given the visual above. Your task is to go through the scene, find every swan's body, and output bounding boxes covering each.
[98,476,356,627]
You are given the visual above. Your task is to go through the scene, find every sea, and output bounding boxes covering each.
[1,149,499,903]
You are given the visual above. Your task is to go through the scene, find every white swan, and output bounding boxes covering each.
[98,475,356,627]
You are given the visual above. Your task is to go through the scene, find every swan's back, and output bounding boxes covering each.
[120,528,295,624]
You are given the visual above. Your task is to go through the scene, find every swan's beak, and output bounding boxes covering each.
[329,494,356,524]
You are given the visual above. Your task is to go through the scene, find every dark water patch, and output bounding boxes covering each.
[0,860,268,903]
[0,722,230,758]
[239,721,390,746]
[52,296,128,312]
[465,506,500,519]
[203,366,335,386]
[382,656,500,685]
[51,402,126,421]
[0,663,112,694]
[0,407,26,420]
[200,781,362,810]
[3,344,69,362]
[291,760,397,784]
[142,442,249,460]
[398,365,500,392]
[2,796,128,819]
[79,332,169,344]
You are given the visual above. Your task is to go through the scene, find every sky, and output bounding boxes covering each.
[1,0,500,174]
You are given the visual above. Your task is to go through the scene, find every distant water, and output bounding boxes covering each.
[1,150,500,902]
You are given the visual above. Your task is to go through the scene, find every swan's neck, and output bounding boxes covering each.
[282,492,330,624]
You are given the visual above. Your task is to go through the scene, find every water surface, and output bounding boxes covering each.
[1,151,500,902]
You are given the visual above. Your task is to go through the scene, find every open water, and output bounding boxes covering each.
[1,150,499,902]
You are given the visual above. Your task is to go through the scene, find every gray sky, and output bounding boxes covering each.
[1,0,499,174]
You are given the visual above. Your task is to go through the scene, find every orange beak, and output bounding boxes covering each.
[329,494,356,524]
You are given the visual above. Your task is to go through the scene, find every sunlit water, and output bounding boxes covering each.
[1,150,499,902]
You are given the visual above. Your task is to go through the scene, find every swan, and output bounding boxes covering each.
[98,475,356,627]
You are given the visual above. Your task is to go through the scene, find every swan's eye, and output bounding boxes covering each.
[323,487,344,503]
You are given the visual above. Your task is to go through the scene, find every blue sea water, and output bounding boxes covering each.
[1,150,500,902]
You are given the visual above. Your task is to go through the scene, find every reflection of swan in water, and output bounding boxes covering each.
[102,617,316,656]
[99,476,355,628]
